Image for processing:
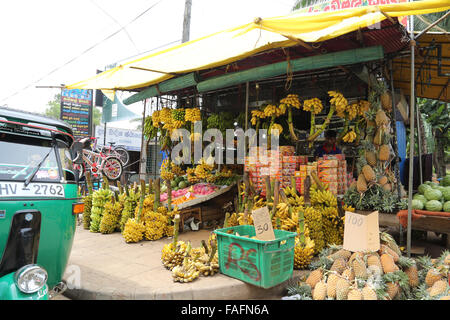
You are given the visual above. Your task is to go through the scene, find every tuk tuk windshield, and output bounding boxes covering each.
[0,135,61,183]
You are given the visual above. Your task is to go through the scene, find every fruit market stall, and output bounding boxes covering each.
[68,1,450,298]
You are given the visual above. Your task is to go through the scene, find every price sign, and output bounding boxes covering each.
[251,206,275,241]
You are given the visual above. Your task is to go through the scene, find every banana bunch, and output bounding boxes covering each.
[310,184,337,207]
[172,108,185,121]
[160,159,175,180]
[227,212,239,227]
[152,110,161,128]
[237,212,253,225]
[358,100,371,118]
[304,206,325,253]
[302,98,323,114]
[264,104,278,117]
[172,164,185,177]
[144,116,158,139]
[328,90,348,114]
[252,195,267,209]
[142,210,168,241]
[272,202,297,231]
[194,160,214,181]
[270,123,283,134]
[342,130,357,143]
[346,103,359,120]
[172,250,200,283]
[92,188,113,207]
[186,167,200,184]
[122,218,145,243]
[342,204,355,212]
[161,241,188,270]
[185,108,201,122]
[294,236,315,270]
[280,94,301,109]
[191,244,219,277]
[283,186,305,207]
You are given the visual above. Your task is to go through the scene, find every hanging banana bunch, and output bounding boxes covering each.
[281,94,301,142]
[306,92,340,148]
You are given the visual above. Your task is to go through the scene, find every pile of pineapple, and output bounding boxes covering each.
[343,81,401,214]
[284,232,450,300]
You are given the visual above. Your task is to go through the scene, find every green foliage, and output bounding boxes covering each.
[43,93,102,126]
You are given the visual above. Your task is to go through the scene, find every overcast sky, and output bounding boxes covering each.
[0,0,295,129]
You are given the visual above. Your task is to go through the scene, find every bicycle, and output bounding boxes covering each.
[100,141,130,166]
[72,136,129,166]
[72,142,123,181]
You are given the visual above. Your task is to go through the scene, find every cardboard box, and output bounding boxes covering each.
[318,159,339,168]
[343,211,380,252]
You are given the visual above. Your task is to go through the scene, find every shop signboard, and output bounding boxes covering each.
[60,89,93,139]
[297,0,409,29]
[95,125,142,152]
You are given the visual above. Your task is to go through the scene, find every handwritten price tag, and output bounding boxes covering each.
[251,206,275,241]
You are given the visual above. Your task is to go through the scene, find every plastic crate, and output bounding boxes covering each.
[214,225,297,288]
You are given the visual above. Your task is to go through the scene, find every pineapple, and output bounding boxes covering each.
[429,280,448,297]
[367,253,383,270]
[373,127,384,146]
[385,282,399,300]
[347,288,363,300]
[380,253,398,274]
[330,258,347,275]
[305,269,323,289]
[342,268,355,281]
[327,248,351,261]
[378,175,388,186]
[375,109,389,126]
[379,244,399,263]
[425,268,443,288]
[362,165,376,182]
[362,285,378,300]
[312,281,327,300]
[336,278,350,300]
[326,273,340,299]
[357,173,368,193]
[352,256,368,280]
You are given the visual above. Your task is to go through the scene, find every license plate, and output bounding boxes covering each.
[0,182,65,198]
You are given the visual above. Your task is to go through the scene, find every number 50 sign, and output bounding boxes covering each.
[251,207,276,241]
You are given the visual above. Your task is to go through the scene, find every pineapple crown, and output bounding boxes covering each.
[382,270,410,290]
[397,256,416,269]
[437,249,450,265]
[416,255,433,271]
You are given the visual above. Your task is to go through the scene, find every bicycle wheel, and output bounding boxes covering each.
[114,146,129,166]
[102,156,123,181]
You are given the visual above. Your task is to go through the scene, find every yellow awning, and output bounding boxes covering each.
[66,0,450,91]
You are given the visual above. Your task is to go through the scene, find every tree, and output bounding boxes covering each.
[44,93,102,126]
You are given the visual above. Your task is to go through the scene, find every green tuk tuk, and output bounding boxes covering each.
[0,107,82,300]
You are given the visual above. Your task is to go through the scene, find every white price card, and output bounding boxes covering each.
[251,206,276,241]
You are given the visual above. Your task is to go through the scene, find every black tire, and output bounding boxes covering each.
[113,147,130,166]
[102,156,123,181]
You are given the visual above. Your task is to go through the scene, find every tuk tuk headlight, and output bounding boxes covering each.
[14,264,48,294]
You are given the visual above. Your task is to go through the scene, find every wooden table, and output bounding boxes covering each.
[379,213,450,248]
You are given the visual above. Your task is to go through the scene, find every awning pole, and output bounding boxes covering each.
[407,15,416,258]
[244,82,249,177]
[139,99,147,181]
[389,59,404,245]
[416,98,423,185]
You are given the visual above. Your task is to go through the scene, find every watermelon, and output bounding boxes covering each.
[411,199,424,210]
[178,181,187,189]
[418,184,432,195]
[413,194,428,204]
[443,187,450,201]
[444,201,450,212]
[441,175,450,187]
[171,180,178,188]
[424,188,442,201]
[425,200,443,212]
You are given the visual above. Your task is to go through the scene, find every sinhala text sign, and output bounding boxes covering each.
[60,89,93,139]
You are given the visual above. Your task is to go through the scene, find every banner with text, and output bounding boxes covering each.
[60,89,93,139]
[297,0,409,28]
[95,125,142,152]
